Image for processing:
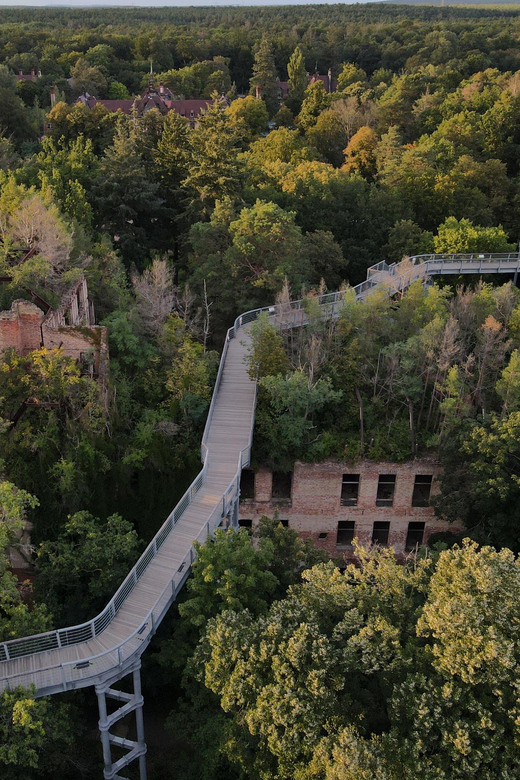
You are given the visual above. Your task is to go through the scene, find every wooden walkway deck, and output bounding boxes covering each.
[2,250,520,697]
[0,329,256,695]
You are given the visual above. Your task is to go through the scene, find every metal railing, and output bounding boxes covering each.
[2,251,519,692]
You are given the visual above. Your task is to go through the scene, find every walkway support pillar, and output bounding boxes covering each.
[96,662,147,780]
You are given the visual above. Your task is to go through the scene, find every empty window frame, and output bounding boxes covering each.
[337,520,355,546]
[272,471,292,501]
[280,519,289,528]
[372,521,390,546]
[240,469,255,500]
[239,518,253,530]
[341,474,360,506]
[412,475,433,507]
[376,474,396,507]
[405,522,425,551]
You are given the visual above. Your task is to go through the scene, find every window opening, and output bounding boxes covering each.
[412,475,433,507]
[240,469,255,500]
[376,475,396,507]
[372,521,390,545]
[239,518,252,529]
[405,522,425,551]
[337,520,355,546]
[318,532,328,539]
[341,474,360,506]
[272,471,292,502]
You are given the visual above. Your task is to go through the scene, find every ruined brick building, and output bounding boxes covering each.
[239,458,463,557]
[0,276,108,571]
[0,276,108,387]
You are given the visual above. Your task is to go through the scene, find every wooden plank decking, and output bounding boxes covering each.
[0,329,256,695]
[2,251,520,696]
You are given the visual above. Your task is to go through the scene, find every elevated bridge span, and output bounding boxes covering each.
[0,251,518,779]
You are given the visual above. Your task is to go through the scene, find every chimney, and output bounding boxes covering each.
[50,87,56,107]
[30,69,35,76]
[159,82,164,94]
[18,69,22,77]
[37,70,41,78]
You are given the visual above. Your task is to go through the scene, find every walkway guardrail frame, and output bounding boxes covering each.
[2,250,520,692]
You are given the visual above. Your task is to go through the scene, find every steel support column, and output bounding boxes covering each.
[233,496,240,529]
[96,663,147,780]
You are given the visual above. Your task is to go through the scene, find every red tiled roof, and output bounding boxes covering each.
[167,99,212,118]
[96,99,134,114]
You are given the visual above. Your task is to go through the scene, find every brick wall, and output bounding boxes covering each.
[240,458,463,558]
[0,287,108,398]
[0,300,43,354]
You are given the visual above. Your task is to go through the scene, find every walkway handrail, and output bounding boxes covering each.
[0,444,210,664]
[2,250,519,686]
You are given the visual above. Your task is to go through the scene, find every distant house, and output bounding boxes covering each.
[309,69,338,93]
[274,70,338,103]
[17,69,41,82]
[76,81,229,128]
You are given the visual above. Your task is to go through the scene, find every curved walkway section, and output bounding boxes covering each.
[1,251,519,697]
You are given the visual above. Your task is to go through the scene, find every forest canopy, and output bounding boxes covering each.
[2,3,520,777]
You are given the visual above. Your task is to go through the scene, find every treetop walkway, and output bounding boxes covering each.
[1,251,519,779]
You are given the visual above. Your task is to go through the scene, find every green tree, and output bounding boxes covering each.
[286,45,307,114]
[434,217,515,254]
[256,370,342,468]
[342,125,379,180]
[0,480,49,644]
[307,110,348,168]
[247,312,290,379]
[94,117,166,265]
[337,62,368,91]
[298,81,332,131]
[36,510,140,626]
[383,219,434,263]
[0,687,75,780]
[249,37,279,117]
[45,101,116,155]
[226,95,268,140]
[496,349,520,414]
[198,542,520,780]
[435,412,520,550]
[108,81,130,99]
[70,57,107,98]
[303,229,347,289]
[182,101,244,218]
[179,527,278,630]
[227,199,309,306]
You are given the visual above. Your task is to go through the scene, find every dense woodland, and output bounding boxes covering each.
[2,4,520,778]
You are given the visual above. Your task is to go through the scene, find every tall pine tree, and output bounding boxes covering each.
[94,117,166,267]
[182,100,244,219]
[249,37,279,118]
[287,45,307,114]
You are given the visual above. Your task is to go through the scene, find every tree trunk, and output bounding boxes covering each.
[355,387,365,453]
[407,396,416,458]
